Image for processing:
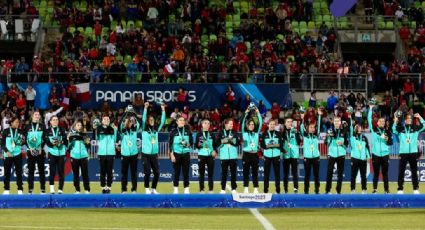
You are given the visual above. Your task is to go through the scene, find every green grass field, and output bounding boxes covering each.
[0,209,423,229]
[0,181,423,194]
[0,182,424,230]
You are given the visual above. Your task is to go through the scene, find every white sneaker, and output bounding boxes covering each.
[326,192,332,195]
[184,187,190,194]
[243,187,249,194]
[131,191,137,194]
[220,190,226,194]
[397,190,404,195]
[145,188,152,194]
[413,190,420,195]
[122,191,127,194]
[84,191,90,194]
[3,190,10,195]
[199,190,205,194]
[173,187,179,194]
[351,190,356,194]
[361,190,367,194]
[74,191,80,194]
[17,190,23,195]
[208,190,214,194]
[231,190,237,194]
[151,189,160,194]
[57,190,63,194]
[253,188,259,194]
[50,185,55,194]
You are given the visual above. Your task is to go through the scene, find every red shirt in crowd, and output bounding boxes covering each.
[270,104,281,119]
[403,81,414,94]
[399,26,410,40]
[16,98,26,110]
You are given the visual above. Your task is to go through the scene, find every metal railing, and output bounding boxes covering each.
[0,15,42,42]
[334,15,402,31]
[5,71,423,94]
[289,73,368,94]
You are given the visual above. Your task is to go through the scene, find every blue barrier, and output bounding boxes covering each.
[0,194,425,208]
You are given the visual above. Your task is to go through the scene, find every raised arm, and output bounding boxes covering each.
[415,113,425,133]
[367,105,375,133]
[256,109,263,134]
[141,102,149,131]
[241,111,248,134]
[392,115,399,135]
[317,114,322,136]
[157,105,166,132]
[300,112,306,136]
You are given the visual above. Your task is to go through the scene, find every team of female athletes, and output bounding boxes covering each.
[1,102,423,195]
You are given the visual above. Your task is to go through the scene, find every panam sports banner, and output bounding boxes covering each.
[0,83,290,110]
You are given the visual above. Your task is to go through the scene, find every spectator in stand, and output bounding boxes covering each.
[327,91,338,112]
[15,94,26,113]
[225,86,236,108]
[309,91,317,108]
[25,84,36,110]
[403,78,415,105]
[109,59,127,82]
[127,58,139,83]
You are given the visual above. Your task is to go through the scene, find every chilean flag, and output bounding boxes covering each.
[76,83,91,102]
[164,61,175,77]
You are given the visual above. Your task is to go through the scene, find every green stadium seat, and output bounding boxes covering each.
[245,41,251,52]
[136,20,143,28]
[209,34,217,41]
[307,21,316,29]
[85,27,93,36]
[386,21,394,29]
[299,21,307,29]
[121,20,127,29]
[77,27,84,33]
[314,15,323,23]
[69,26,76,34]
[124,55,132,64]
[323,14,332,22]
[225,21,233,30]
[226,14,232,21]
[378,21,386,29]
[40,0,47,8]
[110,20,118,30]
[276,34,284,41]
[324,21,332,28]
[411,21,417,29]
[240,1,248,9]
[299,28,308,35]
[291,21,299,29]
[226,33,233,40]
[257,7,264,16]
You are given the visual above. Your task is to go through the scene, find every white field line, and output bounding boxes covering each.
[249,208,276,230]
